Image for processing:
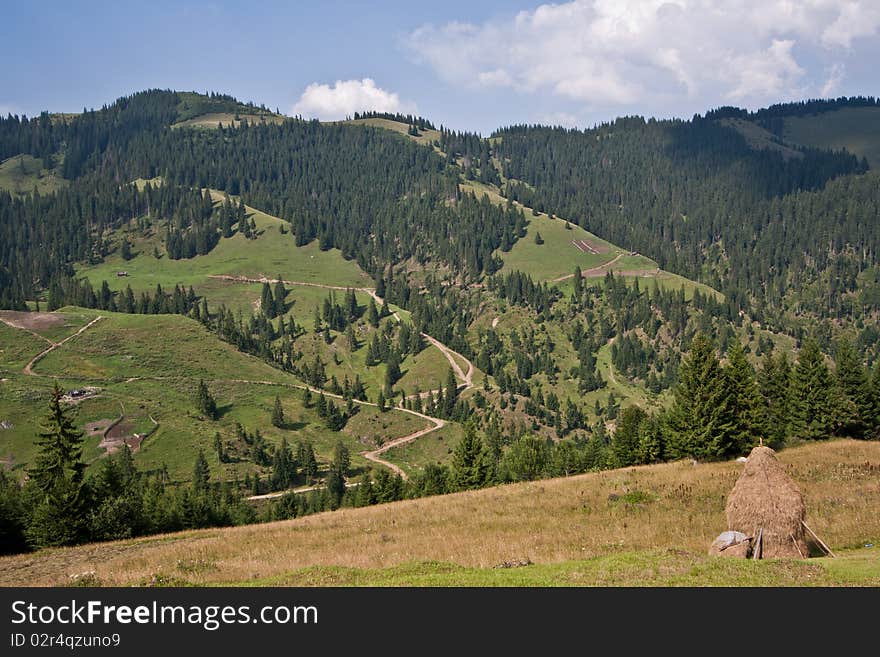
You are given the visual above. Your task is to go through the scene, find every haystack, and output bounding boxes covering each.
[724,445,809,558]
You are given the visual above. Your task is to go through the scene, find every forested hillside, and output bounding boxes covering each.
[1,90,878,556]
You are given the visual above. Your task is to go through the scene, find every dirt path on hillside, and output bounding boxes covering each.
[552,252,625,283]
[0,314,56,346]
[23,316,104,376]
[211,274,477,397]
[247,481,360,502]
[362,411,446,479]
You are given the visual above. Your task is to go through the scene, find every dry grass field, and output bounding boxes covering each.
[1,439,877,586]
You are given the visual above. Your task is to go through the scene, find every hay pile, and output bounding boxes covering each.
[724,445,809,558]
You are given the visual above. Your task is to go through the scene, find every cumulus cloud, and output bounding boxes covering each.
[406,0,880,115]
[820,63,846,97]
[291,78,411,120]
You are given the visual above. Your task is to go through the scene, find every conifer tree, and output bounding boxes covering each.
[196,379,218,420]
[443,367,458,418]
[723,340,765,453]
[665,333,734,459]
[759,350,792,447]
[367,298,379,328]
[271,395,285,428]
[834,337,870,438]
[25,383,87,547]
[791,337,839,440]
[192,448,210,493]
[450,421,487,490]
[611,406,646,466]
[273,277,286,317]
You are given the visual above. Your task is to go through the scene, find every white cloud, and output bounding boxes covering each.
[0,103,20,117]
[291,78,410,121]
[820,63,845,97]
[406,1,880,113]
[821,1,880,48]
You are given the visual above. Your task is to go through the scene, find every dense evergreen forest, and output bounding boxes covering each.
[496,117,877,323]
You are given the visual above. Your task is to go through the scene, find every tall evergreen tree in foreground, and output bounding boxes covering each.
[759,350,792,448]
[723,340,765,453]
[26,383,87,547]
[790,337,838,440]
[664,333,734,459]
[834,337,870,438]
[451,421,487,491]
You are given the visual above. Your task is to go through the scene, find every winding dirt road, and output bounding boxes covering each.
[23,316,104,376]
[208,273,479,478]
[552,252,625,283]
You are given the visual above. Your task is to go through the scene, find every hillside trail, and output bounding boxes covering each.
[0,316,55,346]
[210,274,476,394]
[552,252,625,283]
[606,336,618,386]
[247,480,360,501]
[23,316,104,376]
[209,273,478,482]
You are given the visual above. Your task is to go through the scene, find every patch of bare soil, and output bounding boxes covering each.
[0,310,66,331]
[99,418,151,454]
[84,419,114,437]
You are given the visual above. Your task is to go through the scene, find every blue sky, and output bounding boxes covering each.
[2,1,878,134]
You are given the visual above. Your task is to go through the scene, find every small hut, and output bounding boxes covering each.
[723,445,809,558]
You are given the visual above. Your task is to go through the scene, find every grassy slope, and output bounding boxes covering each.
[781,107,880,168]
[335,118,442,148]
[0,154,66,196]
[79,198,370,292]
[172,113,286,130]
[717,118,803,160]
[0,309,427,482]
[458,179,721,300]
[0,439,876,586]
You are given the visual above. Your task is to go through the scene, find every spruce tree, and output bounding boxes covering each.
[611,406,646,466]
[261,283,275,319]
[25,383,87,547]
[192,448,210,493]
[273,277,286,317]
[196,379,218,420]
[271,395,285,428]
[759,350,792,447]
[636,416,664,464]
[664,333,734,459]
[723,340,765,453]
[443,367,458,418]
[791,337,839,440]
[450,421,487,490]
[834,338,870,438]
[367,298,380,328]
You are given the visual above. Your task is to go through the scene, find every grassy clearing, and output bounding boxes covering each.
[718,118,803,160]
[0,154,66,196]
[336,118,442,148]
[0,439,876,586]
[0,308,441,483]
[0,323,49,373]
[172,113,286,130]
[782,107,880,168]
[32,311,291,383]
[79,204,369,294]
